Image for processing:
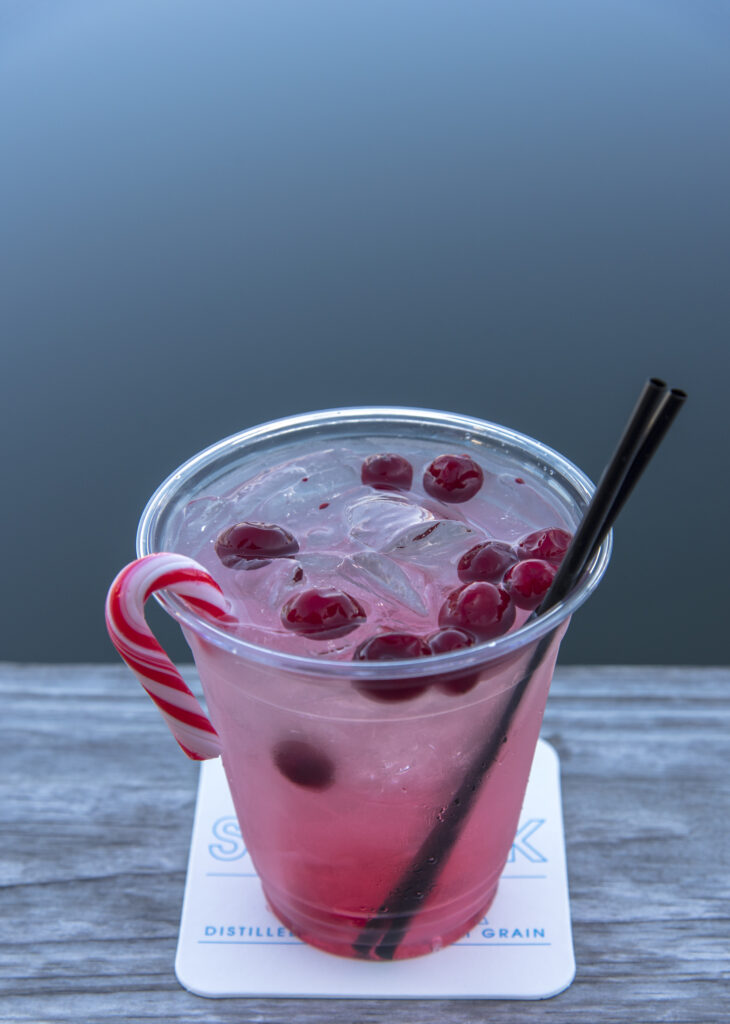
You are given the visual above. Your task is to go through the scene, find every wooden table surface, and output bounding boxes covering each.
[2,664,728,1023]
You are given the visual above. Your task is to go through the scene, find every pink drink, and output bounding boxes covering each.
[137,409,610,960]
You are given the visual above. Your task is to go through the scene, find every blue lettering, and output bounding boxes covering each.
[208,816,246,861]
[477,925,546,941]
[508,819,547,863]
[204,926,216,936]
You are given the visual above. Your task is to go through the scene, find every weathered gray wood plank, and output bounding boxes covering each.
[1,664,728,1023]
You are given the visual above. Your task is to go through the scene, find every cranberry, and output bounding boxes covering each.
[438,582,515,641]
[517,527,572,565]
[426,629,479,695]
[361,453,414,491]
[355,632,431,661]
[457,541,518,584]
[423,454,484,503]
[274,739,334,789]
[353,632,430,701]
[426,627,475,655]
[503,559,556,610]
[215,521,299,570]
[281,587,366,639]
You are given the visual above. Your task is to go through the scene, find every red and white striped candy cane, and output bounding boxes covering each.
[105,553,235,761]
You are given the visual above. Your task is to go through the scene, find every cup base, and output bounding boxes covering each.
[262,881,500,961]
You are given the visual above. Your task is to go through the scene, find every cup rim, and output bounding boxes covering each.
[137,405,612,679]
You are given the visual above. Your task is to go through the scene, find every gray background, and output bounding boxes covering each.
[2,0,728,665]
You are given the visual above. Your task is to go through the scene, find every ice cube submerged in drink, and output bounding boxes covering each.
[165,425,582,959]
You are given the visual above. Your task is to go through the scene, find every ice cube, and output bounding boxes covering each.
[296,552,346,582]
[258,461,359,524]
[228,464,308,516]
[493,473,567,536]
[339,552,428,615]
[346,494,434,549]
[384,519,478,566]
[226,557,305,617]
[176,496,230,550]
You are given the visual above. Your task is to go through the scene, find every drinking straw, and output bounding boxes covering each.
[538,383,686,615]
[354,377,685,960]
[592,387,687,547]
[536,377,671,613]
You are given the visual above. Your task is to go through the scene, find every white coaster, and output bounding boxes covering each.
[175,738,575,1000]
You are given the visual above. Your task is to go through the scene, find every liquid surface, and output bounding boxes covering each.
[173,439,570,659]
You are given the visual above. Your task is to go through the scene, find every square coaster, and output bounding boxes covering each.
[175,738,574,1000]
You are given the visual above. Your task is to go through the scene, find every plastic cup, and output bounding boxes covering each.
[124,407,610,960]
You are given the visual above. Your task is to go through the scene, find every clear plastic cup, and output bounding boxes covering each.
[132,407,610,960]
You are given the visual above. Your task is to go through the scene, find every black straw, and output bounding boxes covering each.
[353,377,685,960]
[537,377,667,613]
[595,387,687,542]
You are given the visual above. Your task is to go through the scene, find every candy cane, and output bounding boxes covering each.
[105,553,235,760]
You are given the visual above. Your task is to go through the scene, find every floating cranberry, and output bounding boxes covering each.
[353,632,430,702]
[457,541,518,584]
[281,587,366,639]
[274,739,335,789]
[361,453,414,491]
[426,627,475,655]
[423,454,484,503]
[438,582,515,641]
[214,521,299,570]
[427,628,479,695]
[504,559,556,610]
[517,527,572,565]
[355,632,431,661]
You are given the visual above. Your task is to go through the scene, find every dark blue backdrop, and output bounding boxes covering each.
[2,1,728,663]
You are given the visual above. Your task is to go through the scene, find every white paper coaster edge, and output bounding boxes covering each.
[175,738,575,1000]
